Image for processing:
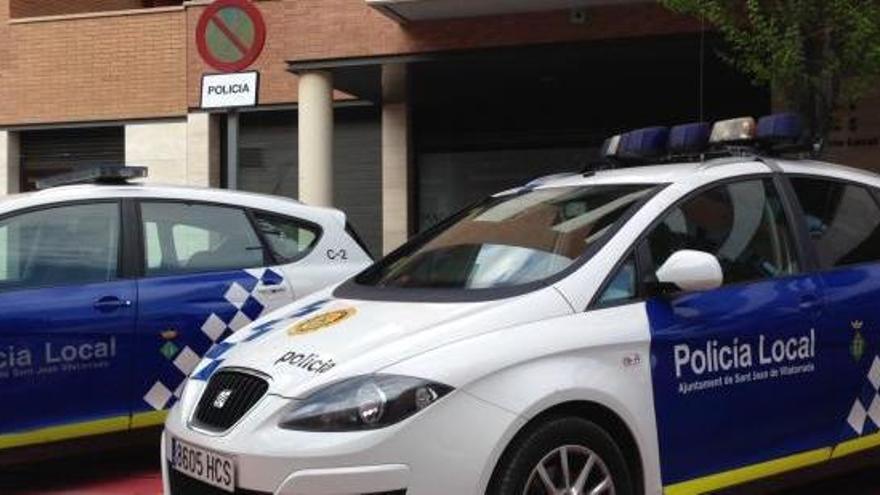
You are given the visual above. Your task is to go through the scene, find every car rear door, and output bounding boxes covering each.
[785,176,880,457]
[131,201,296,425]
[0,201,136,449]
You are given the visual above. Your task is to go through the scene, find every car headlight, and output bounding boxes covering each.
[279,375,453,432]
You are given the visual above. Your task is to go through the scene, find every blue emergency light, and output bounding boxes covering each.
[668,122,711,155]
[36,165,148,190]
[756,113,805,145]
[617,126,669,161]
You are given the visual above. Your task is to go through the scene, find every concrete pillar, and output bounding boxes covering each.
[187,112,221,188]
[0,131,20,195]
[381,64,411,254]
[298,71,334,206]
[126,120,188,185]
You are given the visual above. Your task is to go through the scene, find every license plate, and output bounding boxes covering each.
[170,436,236,493]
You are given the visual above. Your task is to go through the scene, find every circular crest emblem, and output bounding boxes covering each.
[289,308,356,336]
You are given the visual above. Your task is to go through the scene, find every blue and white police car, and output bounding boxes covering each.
[0,166,371,458]
[164,114,880,495]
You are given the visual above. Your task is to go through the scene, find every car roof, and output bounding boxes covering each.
[506,157,880,191]
[0,183,348,226]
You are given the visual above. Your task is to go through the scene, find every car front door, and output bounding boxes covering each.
[132,201,296,426]
[641,177,842,489]
[0,201,136,449]
[786,176,880,456]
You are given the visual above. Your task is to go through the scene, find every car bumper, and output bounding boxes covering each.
[162,386,522,495]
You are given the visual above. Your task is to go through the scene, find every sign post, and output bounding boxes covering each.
[196,0,266,189]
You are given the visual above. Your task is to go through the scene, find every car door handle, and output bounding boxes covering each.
[799,294,823,315]
[257,285,287,295]
[94,296,132,312]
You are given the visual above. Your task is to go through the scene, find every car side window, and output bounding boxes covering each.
[789,177,880,269]
[645,178,799,286]
[0,202,120,291]
[596,254,638,306]
[252,212,320,263]
[141,202,265,277]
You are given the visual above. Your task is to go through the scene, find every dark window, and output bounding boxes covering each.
[790,177,880,269]
[0,203,119,291]
[252,212,320,263]
[645,179,799,286]
[597,254,638,306]
[141,202,264,277]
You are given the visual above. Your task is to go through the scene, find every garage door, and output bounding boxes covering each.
[20,126,125,191]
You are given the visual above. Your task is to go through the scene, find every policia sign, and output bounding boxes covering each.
[201,71,258,109]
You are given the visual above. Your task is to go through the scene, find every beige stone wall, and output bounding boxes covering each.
[0,130,20,194]
[381,64,409,254]
[125,119,188,185]
[126,115,220,188]
[186,112,221,188]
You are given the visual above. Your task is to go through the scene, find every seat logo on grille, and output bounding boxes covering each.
[213,389,234,409]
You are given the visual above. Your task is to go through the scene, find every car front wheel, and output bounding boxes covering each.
[490,416,634,495]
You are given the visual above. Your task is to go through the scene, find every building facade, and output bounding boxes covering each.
[0,0,877,254]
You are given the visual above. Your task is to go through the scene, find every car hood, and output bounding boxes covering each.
[199,286,574,398]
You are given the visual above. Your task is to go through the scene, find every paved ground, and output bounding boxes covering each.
[2,444,880,495]
[0,446,162,495]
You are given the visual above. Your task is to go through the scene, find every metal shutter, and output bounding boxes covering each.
[237,108,382,255]
[20,126,125,191]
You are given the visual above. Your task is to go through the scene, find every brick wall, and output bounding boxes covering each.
[826,89,880,172]
[281,1,702,62]
[186,1,704,108]
[0,2,187,126]
[10,0,147,19]
[0,0,705,125]
[0,1,12,121]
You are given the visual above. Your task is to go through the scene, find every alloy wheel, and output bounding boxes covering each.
[522,445,615,495]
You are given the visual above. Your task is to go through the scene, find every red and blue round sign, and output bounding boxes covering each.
[196,0,267,73]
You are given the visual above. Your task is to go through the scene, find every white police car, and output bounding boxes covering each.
[163,114,880,495]
[0,167,371,456]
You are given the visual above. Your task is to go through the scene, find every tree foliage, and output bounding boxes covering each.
[660,0,880,147]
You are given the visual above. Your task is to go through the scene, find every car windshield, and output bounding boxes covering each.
[357,183,658,290]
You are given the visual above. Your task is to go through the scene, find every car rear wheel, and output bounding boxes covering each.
[491,416,634,495]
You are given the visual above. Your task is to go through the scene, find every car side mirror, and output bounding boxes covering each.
[655,249,723,293]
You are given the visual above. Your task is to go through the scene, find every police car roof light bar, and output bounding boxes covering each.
[600,134,622,159]
[755,113,814,155]
[756,113,803,142]
[617,126,670,161]
[36,165,148,190]
[668,122,711,155]
[709,117,757,146]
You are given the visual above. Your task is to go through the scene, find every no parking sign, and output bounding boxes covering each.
[197,0,266,73]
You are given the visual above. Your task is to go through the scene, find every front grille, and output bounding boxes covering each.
[168,465,270,495]
[193,370,268,432]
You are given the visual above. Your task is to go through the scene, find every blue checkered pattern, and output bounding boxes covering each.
[142,268,292,410]
[845,355,880,437]
[189,298,333,383]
